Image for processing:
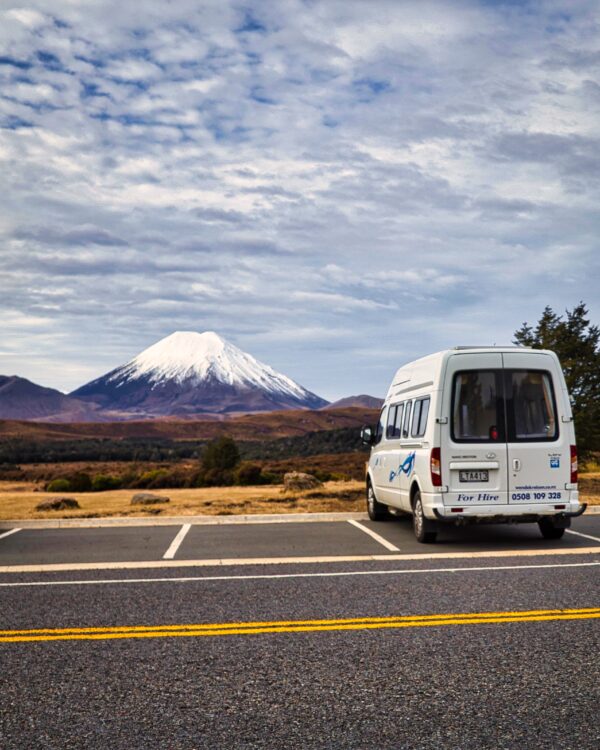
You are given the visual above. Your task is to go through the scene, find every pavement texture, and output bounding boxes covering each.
[1,515,600,567]
[1,515,599,749]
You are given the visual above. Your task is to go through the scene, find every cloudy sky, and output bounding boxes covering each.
[1,0,599,400]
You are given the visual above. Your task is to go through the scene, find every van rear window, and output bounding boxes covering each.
[508,370,557,441]
[452,371,503,442]
[451,369,558,443]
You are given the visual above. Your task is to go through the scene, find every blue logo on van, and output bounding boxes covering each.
[389,451,416,482]
[550,458,560,468]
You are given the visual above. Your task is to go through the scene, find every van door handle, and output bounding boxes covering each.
[512,459,521,472]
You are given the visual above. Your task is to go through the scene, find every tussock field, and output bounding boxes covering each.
[0,480,365,520]
[0,474,597,521]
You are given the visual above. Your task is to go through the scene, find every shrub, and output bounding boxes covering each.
[46,478,71,493]
[134,468,171,489]
[311,469,333,482]
[234,462,264,486]
[91,474,122,492]
[127,467,190,490]
[259,471,279,485]
[201,467,234,487]
[66,472,92,492]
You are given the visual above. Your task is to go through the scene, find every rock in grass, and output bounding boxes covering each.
[283,472,322,491]
[131,493,170,505]
[36,497,80,511]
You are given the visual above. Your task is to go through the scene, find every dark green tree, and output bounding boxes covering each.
[514,302,600,456]
[202,436,240,471]
[194,436,241,486]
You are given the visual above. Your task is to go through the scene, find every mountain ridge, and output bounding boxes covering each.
[0,375,99,422]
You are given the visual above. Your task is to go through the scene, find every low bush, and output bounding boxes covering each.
[234,462,264,486]
[91,474,122,492]
[66,472,92,492]
[134,468,170,489]
[46,478,71,493]
[196,467,235,487]
[132,468,189,489]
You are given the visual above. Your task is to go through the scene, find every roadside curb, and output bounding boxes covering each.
[1,506,597,529]
[0,511,370,529]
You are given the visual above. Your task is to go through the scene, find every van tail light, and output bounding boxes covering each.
[570,445,578,484]
[430,447,442,487]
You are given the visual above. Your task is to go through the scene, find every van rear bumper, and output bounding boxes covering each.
[432,503,587,525]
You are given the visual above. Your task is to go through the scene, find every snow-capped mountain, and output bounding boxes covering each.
[71,331,329,416]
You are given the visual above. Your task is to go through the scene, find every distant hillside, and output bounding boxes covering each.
[324,394,383,410]
[0,406,379,442]
[0,376,98,422]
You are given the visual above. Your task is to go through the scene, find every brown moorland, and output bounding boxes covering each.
[0,406,380,441]
[8,452,368,485]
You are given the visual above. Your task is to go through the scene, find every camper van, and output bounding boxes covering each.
[361,347,586,543]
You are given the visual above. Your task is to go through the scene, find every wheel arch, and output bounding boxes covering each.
[409,479,422,508]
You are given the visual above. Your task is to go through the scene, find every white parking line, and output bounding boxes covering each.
[1,560,598,587]
[1,546,599,574]
[347,520,400,552]
[0,528,21,541]
[162,524,191,560]
[566,528,600,544]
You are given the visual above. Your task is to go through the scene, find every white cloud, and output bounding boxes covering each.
[5,7,46,27]
[0,0,598,396]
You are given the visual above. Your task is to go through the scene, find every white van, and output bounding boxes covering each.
[361,347,586,543]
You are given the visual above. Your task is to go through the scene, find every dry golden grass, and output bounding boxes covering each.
[0,480,365,520]
[0,473,597,520]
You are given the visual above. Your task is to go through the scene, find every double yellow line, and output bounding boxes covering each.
[1,607,599,643]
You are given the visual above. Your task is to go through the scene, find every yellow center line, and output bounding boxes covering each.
[1,607,599,643]
[1,606,599,637]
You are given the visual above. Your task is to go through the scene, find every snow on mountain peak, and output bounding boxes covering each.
[111,330,309,399]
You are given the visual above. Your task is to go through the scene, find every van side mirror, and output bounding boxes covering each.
[361,425,375,446]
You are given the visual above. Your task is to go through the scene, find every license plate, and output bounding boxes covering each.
[459,470,489,482]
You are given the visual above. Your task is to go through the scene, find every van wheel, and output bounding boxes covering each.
[367,482,387,521]
[538,519,565,540]
[413,493,437,543]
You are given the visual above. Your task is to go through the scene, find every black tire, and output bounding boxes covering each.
[366,481,388,521]
[538,519,565,540]
[413,492,437,543]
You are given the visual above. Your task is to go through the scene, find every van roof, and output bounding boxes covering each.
[452,345,532,351]
[385,346,556,402]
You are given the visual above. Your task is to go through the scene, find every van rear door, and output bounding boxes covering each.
[443,353,509,507]
[502,352,569,506]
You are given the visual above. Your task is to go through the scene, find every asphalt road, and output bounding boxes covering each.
[2,514,600,567]
[1,515,599,749]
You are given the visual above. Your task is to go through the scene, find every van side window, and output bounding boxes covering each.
[386,405,398,439]
[411,397,430,438]
[374,407,387,445]
[402,401,412,438]
[394,403,404,438]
